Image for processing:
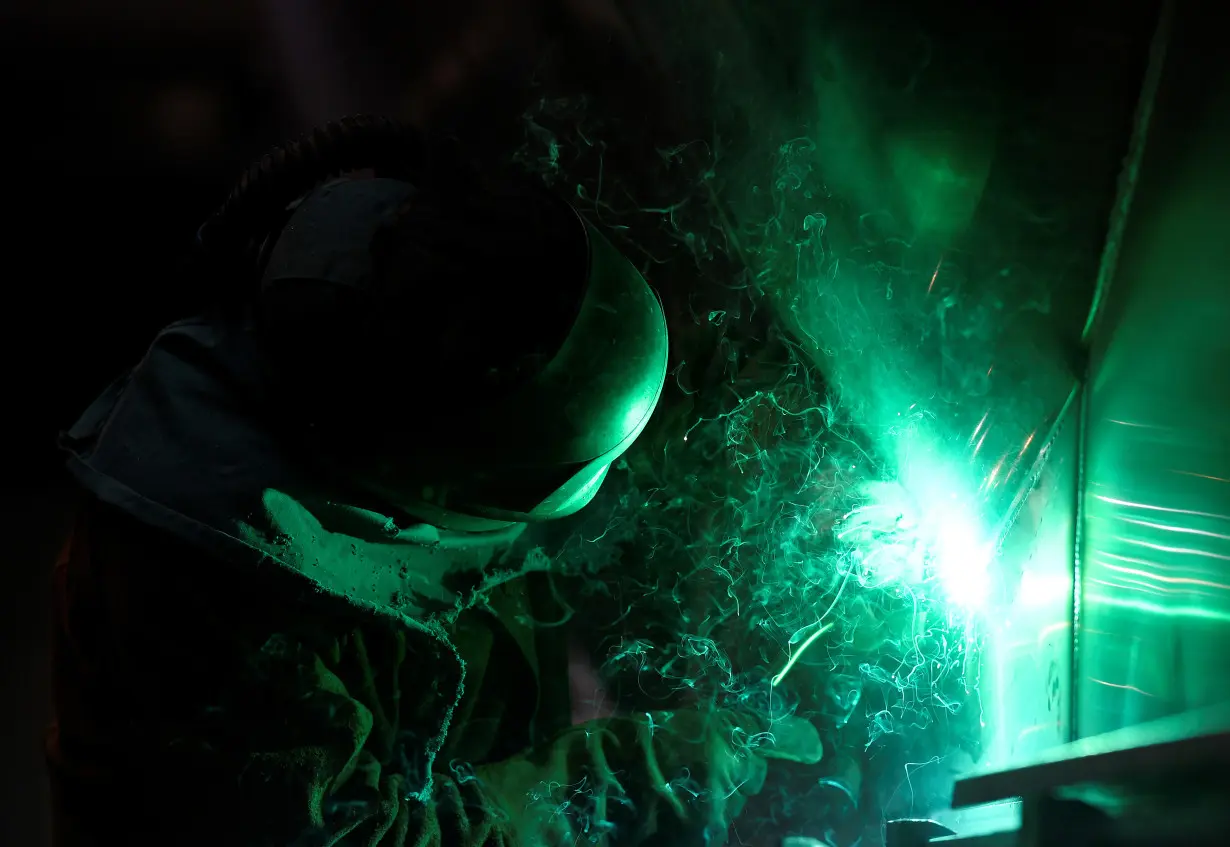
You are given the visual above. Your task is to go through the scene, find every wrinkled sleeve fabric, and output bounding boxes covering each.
[47,497,512,847]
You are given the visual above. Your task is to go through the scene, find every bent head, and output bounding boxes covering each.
[255,170,669,530]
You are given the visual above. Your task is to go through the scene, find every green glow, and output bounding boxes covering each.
[502,4,1092,832]
[1017,570,1074,609]
[840,457,994,613]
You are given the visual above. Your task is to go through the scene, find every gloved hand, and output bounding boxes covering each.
[474,709,822,846]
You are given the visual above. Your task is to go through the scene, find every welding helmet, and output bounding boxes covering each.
[195,117,669,526]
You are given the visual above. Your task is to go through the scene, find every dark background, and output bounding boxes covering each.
[2,6,273,844]
[0,1,1157,844]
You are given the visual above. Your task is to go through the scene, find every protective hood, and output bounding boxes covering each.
[257,178,670,524]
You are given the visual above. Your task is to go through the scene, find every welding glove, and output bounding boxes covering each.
[474,709,822,847]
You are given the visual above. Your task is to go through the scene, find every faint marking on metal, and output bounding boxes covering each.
[951,702,1230,808]
[1046,660,1061,715]
[1080,0,1177,345]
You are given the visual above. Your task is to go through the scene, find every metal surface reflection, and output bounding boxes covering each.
[1079,1,1230,736]
[979,404,1077,769]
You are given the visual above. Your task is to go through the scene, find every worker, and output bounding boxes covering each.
[47,117,820,847]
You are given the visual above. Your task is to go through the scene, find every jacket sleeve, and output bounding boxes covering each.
[474,709,777,847]
[472,708,821,846]
[47,497,514,847]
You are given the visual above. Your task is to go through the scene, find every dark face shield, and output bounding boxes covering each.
[358,217,670,524]
[258,177,669,525]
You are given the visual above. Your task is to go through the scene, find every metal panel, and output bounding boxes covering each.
[953,702,1230,808]
[1079,0,1230,737]
[977,403,1077,770]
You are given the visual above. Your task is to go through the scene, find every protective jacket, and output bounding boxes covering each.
[51,317,813,846]
[51,317,577,845]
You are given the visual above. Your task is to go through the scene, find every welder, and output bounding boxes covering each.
[47,117,820,847]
